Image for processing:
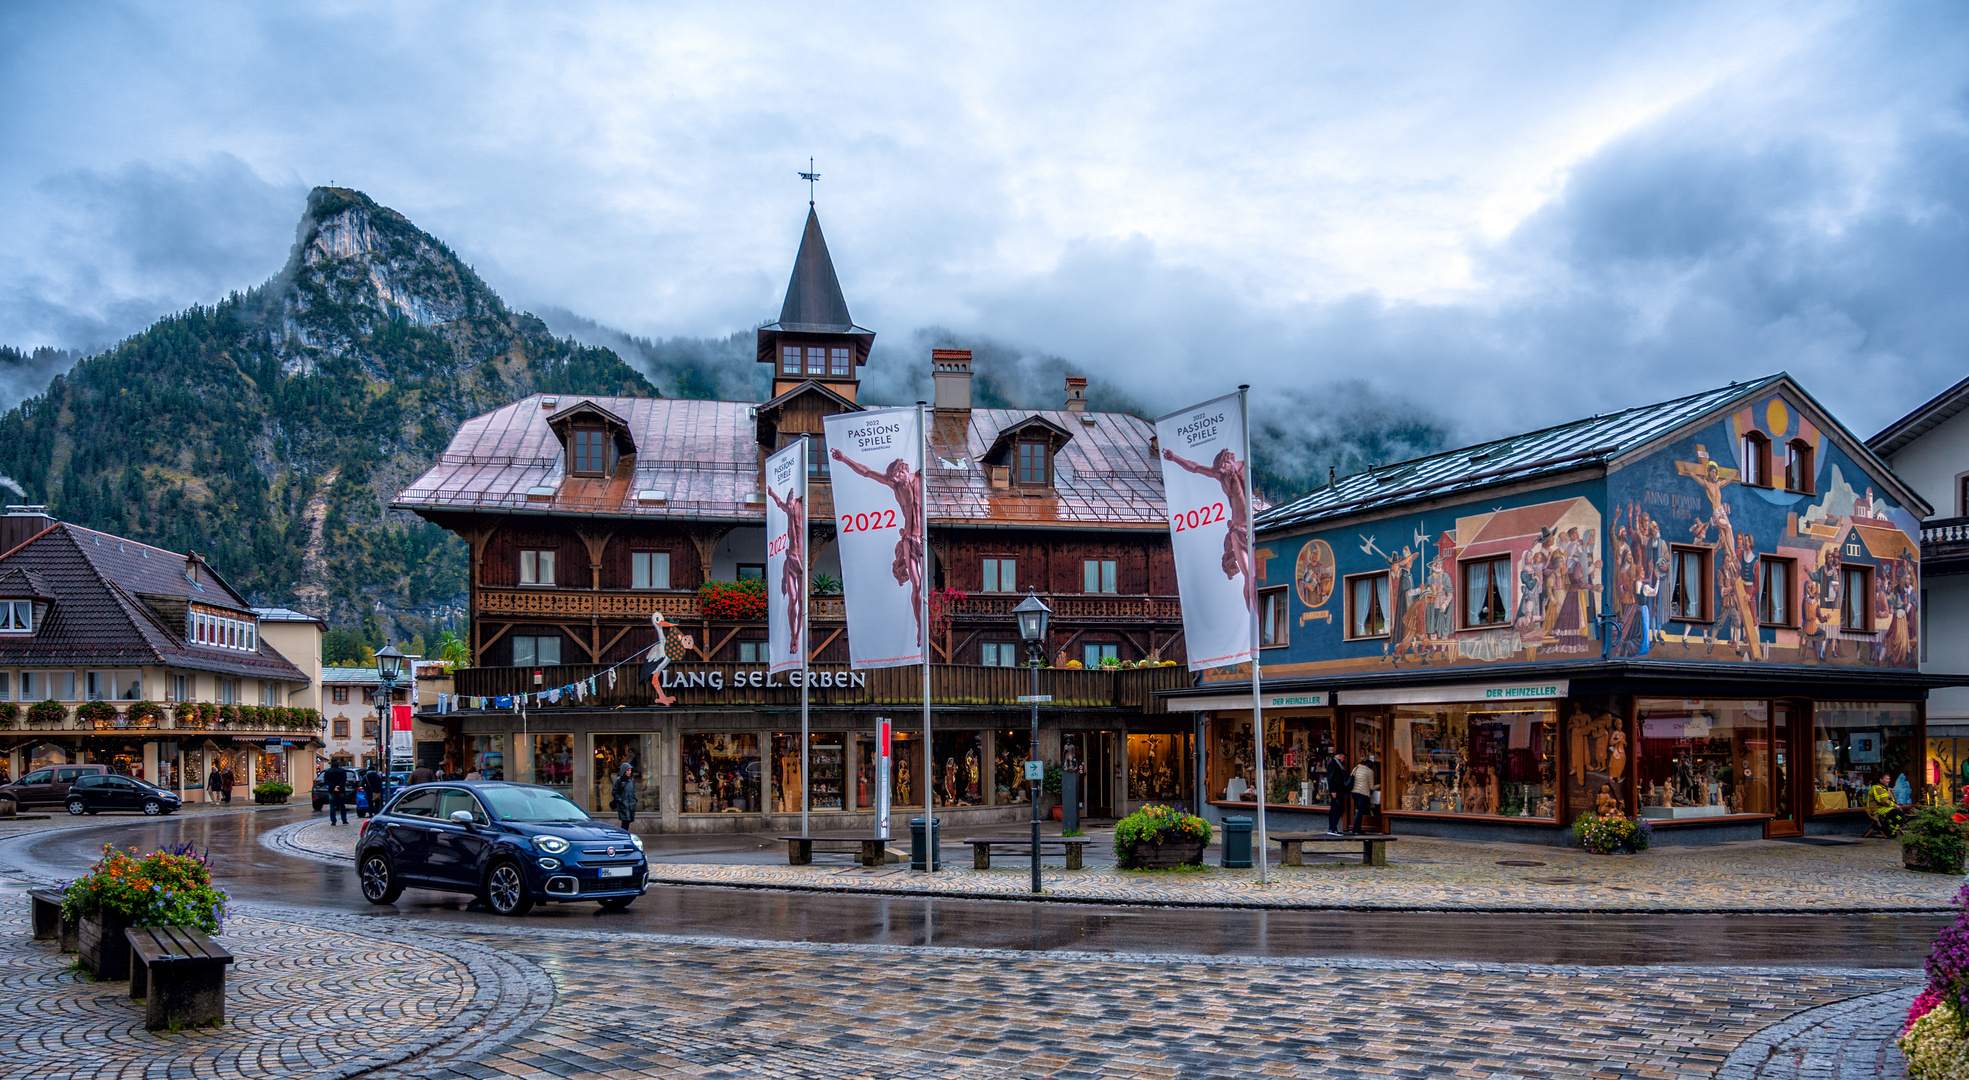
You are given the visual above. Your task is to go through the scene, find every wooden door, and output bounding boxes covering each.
[1765,702,1802,838]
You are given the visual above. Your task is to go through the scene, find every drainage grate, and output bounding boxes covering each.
[1495,860,1547,867]
[1528,876,1600,885]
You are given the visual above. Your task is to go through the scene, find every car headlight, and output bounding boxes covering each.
[534,836,569,855]
[630,835,644,851]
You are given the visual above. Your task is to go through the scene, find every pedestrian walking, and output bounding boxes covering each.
[206,765,223,805]
[1324,752,1350,835]
[362,768,384,817]
[408,762,435,786]
[219,766,233,804]
[1350,756,1378,835]
[324,761,350,825]
[610,763,638,827]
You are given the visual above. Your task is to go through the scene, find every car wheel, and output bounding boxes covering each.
[483,860,533,916]
[359,852,403,905]
[65,799,85,816]
[142,799,163,816]
[597,896,634,912]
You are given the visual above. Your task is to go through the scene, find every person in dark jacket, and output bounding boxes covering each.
[1324,753,1351,834]
[207,766,224,805]
[219,766,234,804]
[407,763,436,786]
[361,769,384,817]
[324,762,351,825]
[610,763,638,827]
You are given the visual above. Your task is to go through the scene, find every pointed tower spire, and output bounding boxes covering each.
[777,208,855,333]
[758,207,875,402]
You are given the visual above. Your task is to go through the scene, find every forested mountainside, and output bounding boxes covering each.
[0,187,655,650]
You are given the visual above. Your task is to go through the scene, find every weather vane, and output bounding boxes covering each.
[799,157,819,206]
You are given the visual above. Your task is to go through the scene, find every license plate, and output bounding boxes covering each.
[599,866,631,878]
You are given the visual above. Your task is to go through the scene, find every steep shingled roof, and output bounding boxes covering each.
[0,523,307,680]
[395,397,1170,529]
[1258,375,1790,533]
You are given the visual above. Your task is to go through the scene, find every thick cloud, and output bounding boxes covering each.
[4,2,1968,450]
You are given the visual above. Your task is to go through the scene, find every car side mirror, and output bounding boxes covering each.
[449,809,477,825]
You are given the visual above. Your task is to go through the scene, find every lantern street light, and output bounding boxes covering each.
[1014,592,1052,895]
[374,645,406,773]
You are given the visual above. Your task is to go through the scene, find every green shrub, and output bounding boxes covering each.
[1902,806,1967,875]
[252,781,294,797]
[1572,813,1652,854]
[1112,804,1212,862]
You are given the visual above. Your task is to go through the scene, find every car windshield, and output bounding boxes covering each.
[479,785,591,823]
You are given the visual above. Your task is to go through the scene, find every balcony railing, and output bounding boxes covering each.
[1921,515,1969,569]
[453,661,1193,712]
[2,701,324,737]
[475,587,1179,624]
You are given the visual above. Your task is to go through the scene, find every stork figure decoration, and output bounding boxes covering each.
[800,158,820,205]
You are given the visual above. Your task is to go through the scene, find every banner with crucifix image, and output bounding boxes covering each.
[1156,392,1257,671]
[764,438,809,675]
[822,406,926,669]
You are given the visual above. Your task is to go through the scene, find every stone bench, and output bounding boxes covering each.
[961,837,1091,870]
[126,925,234,1031]
[1272,831,1398,868]
[778,836,889,867]
[29,888,73,948]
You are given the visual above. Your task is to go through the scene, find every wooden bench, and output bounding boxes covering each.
[126,925,234,1031]
[1273,832,1398,868]
[962,837,1091,870]
[29,888,70,946]
[779,836,889,867]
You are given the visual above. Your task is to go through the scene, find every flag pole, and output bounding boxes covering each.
[799,434,812,840]
[919,403,935,871]
[1240,385,1268,884]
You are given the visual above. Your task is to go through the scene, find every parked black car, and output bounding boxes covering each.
[0,763,112,808]
[355,781,646,916]
[65,773,182,816]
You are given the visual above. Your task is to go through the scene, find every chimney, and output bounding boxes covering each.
[932,349,973,412]
[1,505,56,554]
[1065,376,1088,412]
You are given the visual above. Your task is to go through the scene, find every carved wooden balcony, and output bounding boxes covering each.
[476,587,848,623]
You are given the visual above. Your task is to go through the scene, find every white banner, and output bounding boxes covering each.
[822,406,927,668]
[1156,391,1257,671]
[765,438,809,674]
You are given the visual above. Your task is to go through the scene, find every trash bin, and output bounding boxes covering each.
[1219,815,1253,868]
[910,816,941,871]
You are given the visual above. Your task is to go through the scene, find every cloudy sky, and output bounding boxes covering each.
[4,1,1968,445]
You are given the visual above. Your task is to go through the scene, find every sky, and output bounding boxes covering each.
[4,1,1969,449]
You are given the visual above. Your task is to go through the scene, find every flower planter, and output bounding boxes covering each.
[79,908,136,979]
[1905,845,1935,872]
[1118,838,1206,869]
[254,793,290,805]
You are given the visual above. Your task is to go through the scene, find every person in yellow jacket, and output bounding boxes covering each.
[1865,781,1905,837]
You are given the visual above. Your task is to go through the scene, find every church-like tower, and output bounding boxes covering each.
[756,208,875,402]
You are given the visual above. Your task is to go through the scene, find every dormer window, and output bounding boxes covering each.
[189,606,259,652]
[572,428,609,476]
[1017,441,1051,486]
[0,600,30,633]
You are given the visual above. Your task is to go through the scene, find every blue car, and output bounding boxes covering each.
[354,780,647,916]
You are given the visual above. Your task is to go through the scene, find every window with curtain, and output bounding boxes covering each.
[1841,566,1871,629]
[1740,433,1769,487]
[520,549,556,586]
[1260,588,1288,646]
[1083,643,1118,667]
[1759,558,1791,624]
[1348,574,1389,638]
[981,642,1019,667]
[1671,548,1707,620]
[1786,441,1815,494]
[981,557,1015,592]
[1462,556,1511,627]
[1083,559,1117,593]
[632,552,671,590]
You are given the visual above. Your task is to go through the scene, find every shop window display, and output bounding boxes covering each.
[1812,701,1919,811]
[592,734,658,814]
[532,734,574,791]
[1390,705,1556,818]
[1207,717,1258,803]
[257,749,284,783]
[1563,698,1631,821]
[1209,716,1341,807]
[1635,699,1769,818]
[888,731,922,807]
[1126,733,1192,804]
[1925,738,1969,807]
[995,730,1031,804]
[682,733,760,813]
[772,733,846,812]
[469,735,505,779]
[933,731,983,806]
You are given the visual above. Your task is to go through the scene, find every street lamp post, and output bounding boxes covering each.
[1014,593,1052,896]
[374,645,406,773]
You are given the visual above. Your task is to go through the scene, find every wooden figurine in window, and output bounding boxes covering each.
[1594,783,1620,818]
[1607,725,1627,784]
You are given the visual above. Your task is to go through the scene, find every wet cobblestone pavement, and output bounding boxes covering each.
[5,815,1937,1078]
[274,818,1963,913]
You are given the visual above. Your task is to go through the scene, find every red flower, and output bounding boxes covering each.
[1953,813,1966,824]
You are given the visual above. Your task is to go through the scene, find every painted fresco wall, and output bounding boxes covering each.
[1247,390,1920,680]
[1253,478,1608,678]
[1605,391,1921,669]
